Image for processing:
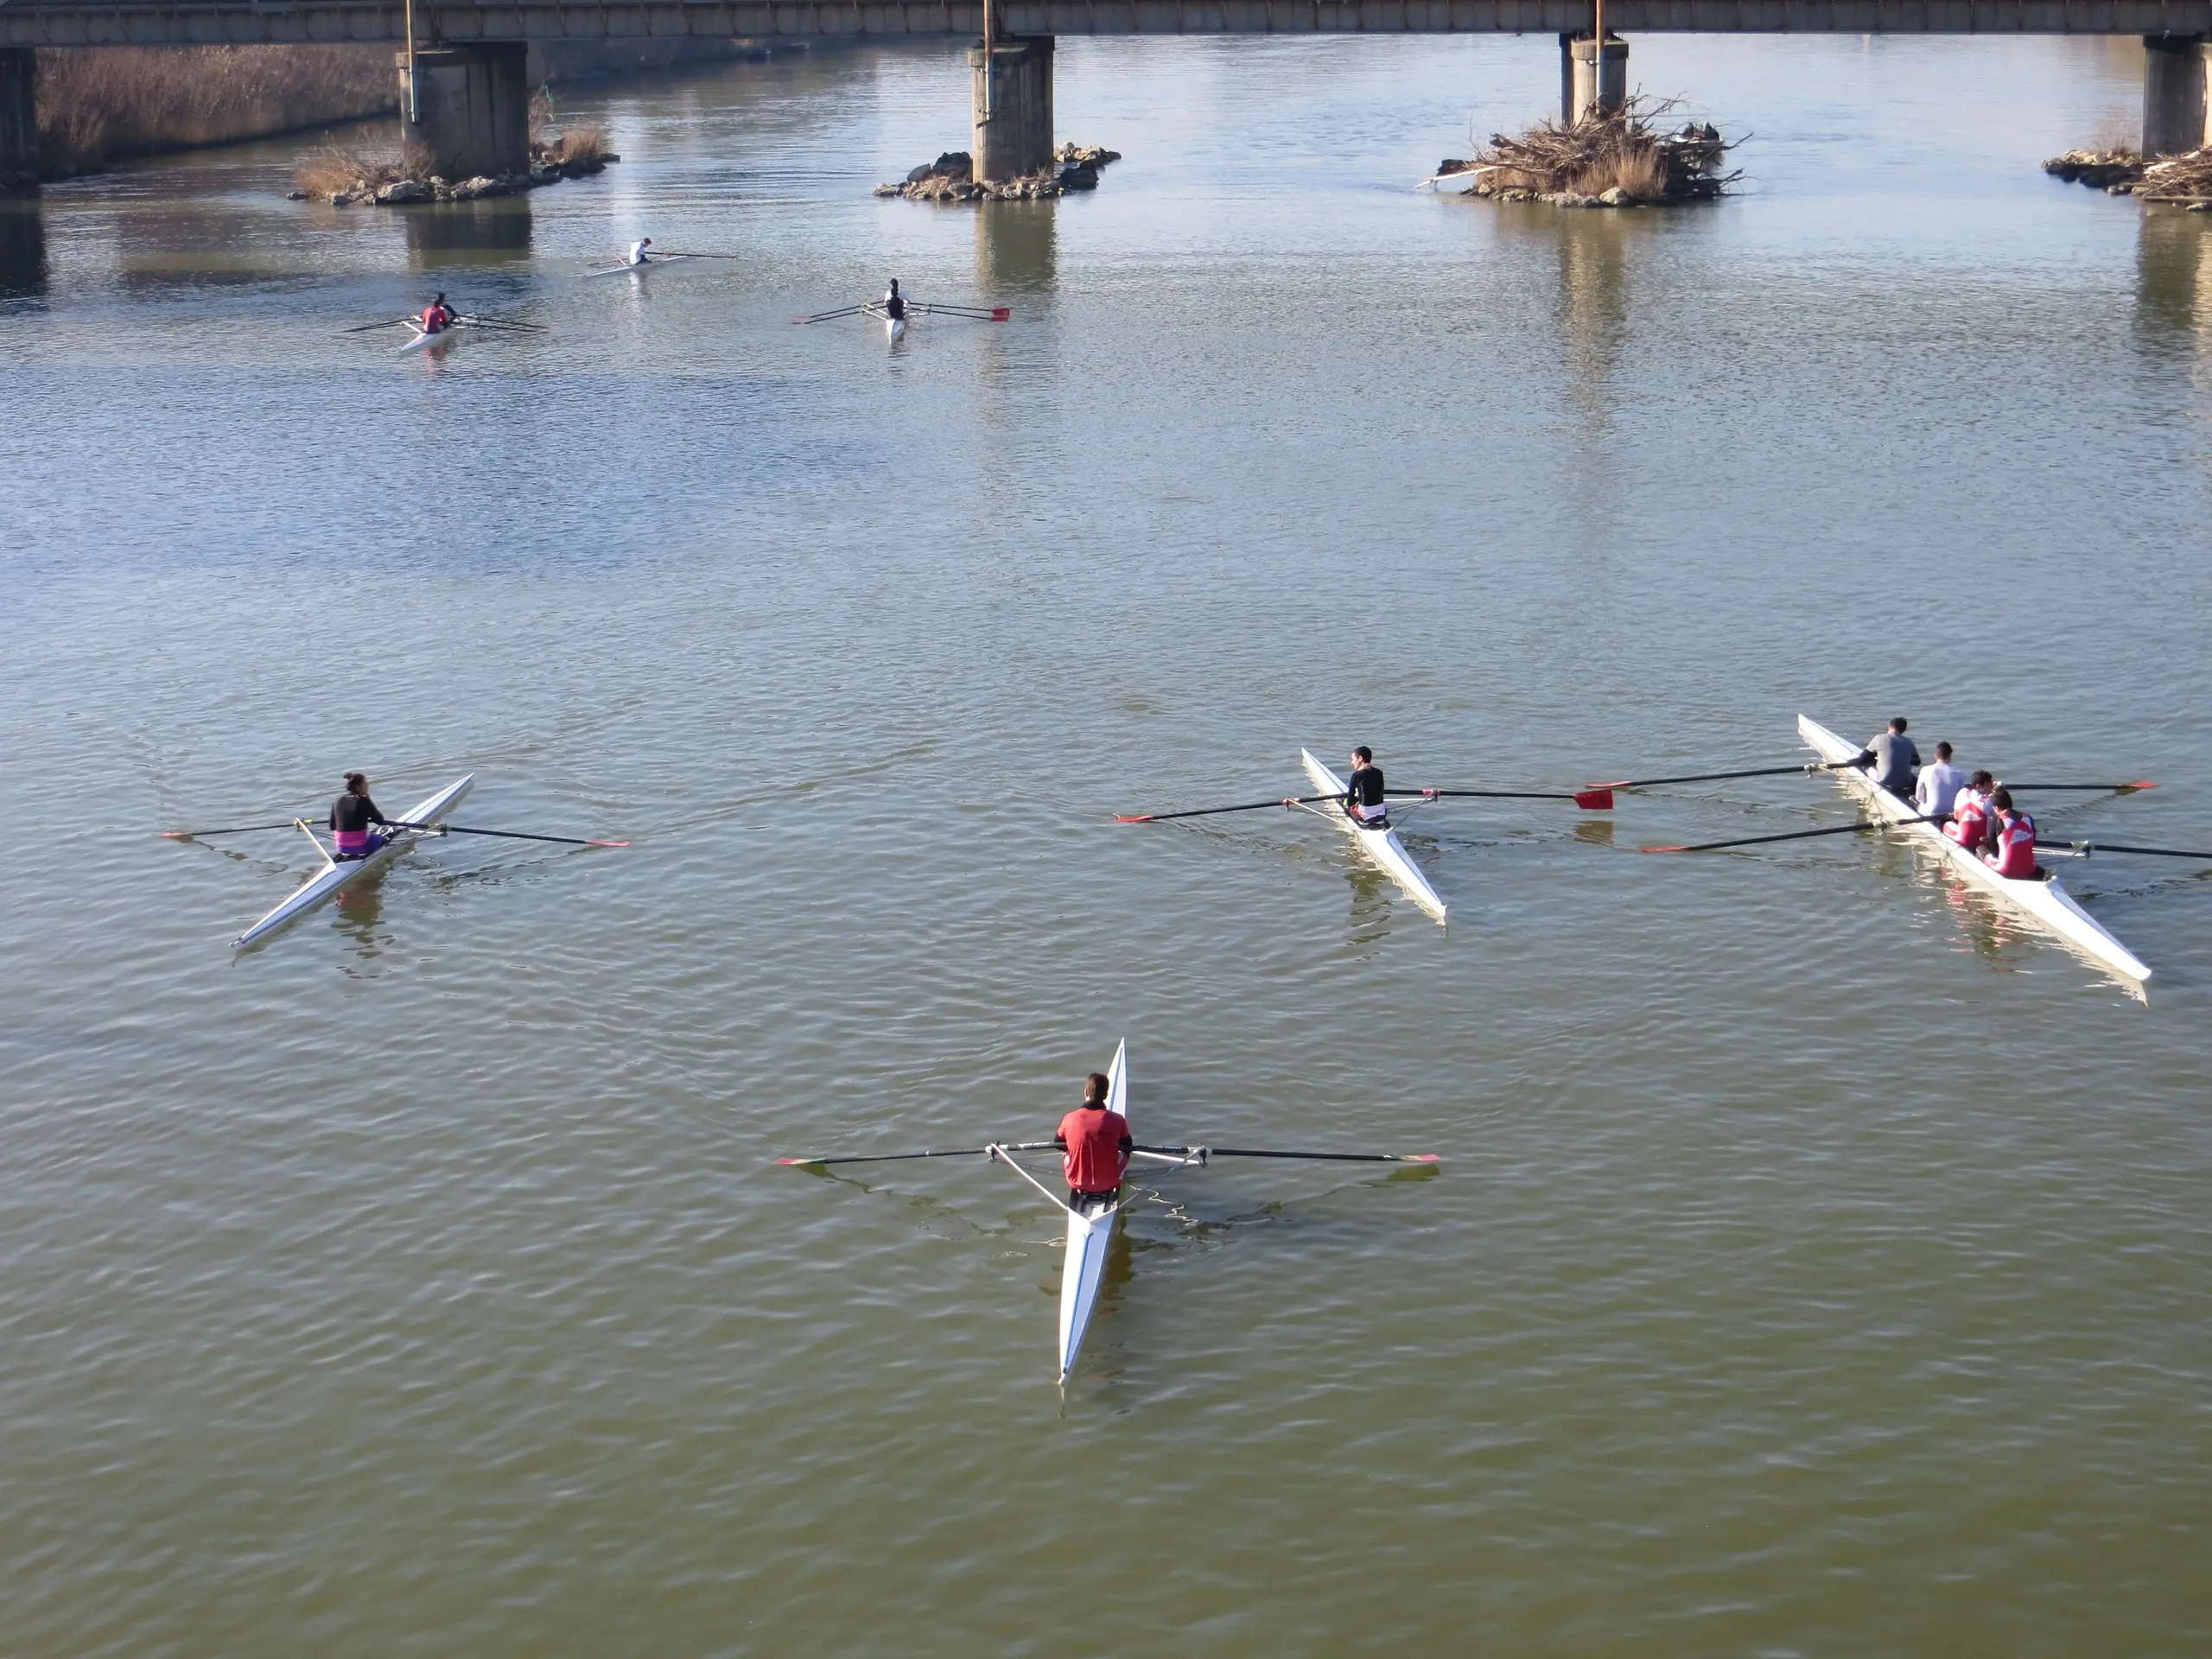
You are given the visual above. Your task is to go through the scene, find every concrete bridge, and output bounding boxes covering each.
[8,0,2212,191]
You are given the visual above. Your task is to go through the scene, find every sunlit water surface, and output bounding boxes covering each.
[3,33,2209,1656]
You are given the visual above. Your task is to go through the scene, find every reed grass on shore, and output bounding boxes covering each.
[36,46,393,170]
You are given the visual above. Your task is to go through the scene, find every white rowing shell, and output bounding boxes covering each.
[233,775,474,949]
[585,254,696,279]
[1798,715,2151,988]
[1300,748,1447,923]
[1057,1039,1127,1383]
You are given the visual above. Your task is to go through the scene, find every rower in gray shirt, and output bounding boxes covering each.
[1859,716,1921,800]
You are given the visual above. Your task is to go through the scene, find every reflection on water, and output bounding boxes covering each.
[2135,207,2212,340]
[0,200,44,301]
[973,199,1058,297]
[404,198,533,264]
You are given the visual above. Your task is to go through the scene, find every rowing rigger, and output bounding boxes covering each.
[778,1041,1438,1386]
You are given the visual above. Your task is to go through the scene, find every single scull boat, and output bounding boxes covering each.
[1300,749,1448,923]
[398,320,463,354]
[234,775,474,949]
[586,254,697,280]
[1797,715,2151,988]
[1054,1039,1128,1382]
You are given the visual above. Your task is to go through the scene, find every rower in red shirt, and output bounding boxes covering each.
[420,293,454,335]
[1055,1070,1131,1211]
[1981,789,2038,880]
[1943,768,1997,855]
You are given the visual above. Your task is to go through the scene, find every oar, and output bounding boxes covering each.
[2063,841,2212,860]
[1396,786,1616,810]
[914,303,1012,321]
[455,315,547,331]
[1643,816,1944,854]
[1135,1143,1440,1166]
[387,821,628,847]
[2004,781,2158,793]
[1116,794,1337,823]
[340,318,412,334]
[777,1140,1059,1167]
[651,251,742,259]
[1594,760,1852,788]
[160,820,304,839]
[791,305,867,325]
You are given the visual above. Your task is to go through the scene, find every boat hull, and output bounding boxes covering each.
[398,323,462,354]
[234,775,474,949]
[587,255,695,279]
[1300,749,1447,923]
[1797,715,2150,987]
[1057,1039,1127,1382]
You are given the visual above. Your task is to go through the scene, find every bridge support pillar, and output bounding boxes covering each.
[397,43,531,180]
[2142,35,2209,158]
[1562,33,1628,124]
[1,49,37,194]
[969,36,1054,183]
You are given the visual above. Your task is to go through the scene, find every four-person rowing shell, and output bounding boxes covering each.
[1854,716,2037,878]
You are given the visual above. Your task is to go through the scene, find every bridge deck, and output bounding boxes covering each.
[9,0,2210,47]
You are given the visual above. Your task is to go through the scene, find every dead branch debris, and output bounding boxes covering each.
[1437,96,1741,207]
[2135,146,2212,206]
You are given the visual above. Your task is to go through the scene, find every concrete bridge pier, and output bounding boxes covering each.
[1,48,37,194]
[397,43,531,180]
[2141,35,2209,158]
[1562,33,1629,124]
[969,36,1054,182]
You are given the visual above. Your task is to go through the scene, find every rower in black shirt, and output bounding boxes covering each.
[883,278,907,322]
[329,772,391,861]
[1342,746,1389,827]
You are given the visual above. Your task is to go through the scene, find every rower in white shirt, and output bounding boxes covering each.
[625,237,654,267]
[1914,741,1966,818]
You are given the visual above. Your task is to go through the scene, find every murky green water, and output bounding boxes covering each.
[3,33,2208,1655]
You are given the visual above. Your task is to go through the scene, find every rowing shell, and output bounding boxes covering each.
[1058,1039,1128,1383]
[397,321,463,354]
[234,775,474,950]
[1797,715,2151,988]
[586,254,697,279]
[1299,749,1448,923]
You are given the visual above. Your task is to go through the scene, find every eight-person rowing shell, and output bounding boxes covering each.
[1056,1067,1132,1215]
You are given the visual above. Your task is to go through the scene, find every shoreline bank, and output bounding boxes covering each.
[30,38,803,181]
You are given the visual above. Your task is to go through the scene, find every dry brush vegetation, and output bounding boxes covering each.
[36,46,395,168]
[1441,96,1739,204]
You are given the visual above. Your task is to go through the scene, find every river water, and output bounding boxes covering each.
[3,31,2208,1655]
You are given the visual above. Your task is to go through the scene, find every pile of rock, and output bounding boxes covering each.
[302,152,617,207]
[2043,149,2145,194]
[875,143,1120,202]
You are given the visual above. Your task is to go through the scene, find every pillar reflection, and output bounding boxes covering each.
[973,198,1058,299]
[0,197,46,300]
[404,198,533,267]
